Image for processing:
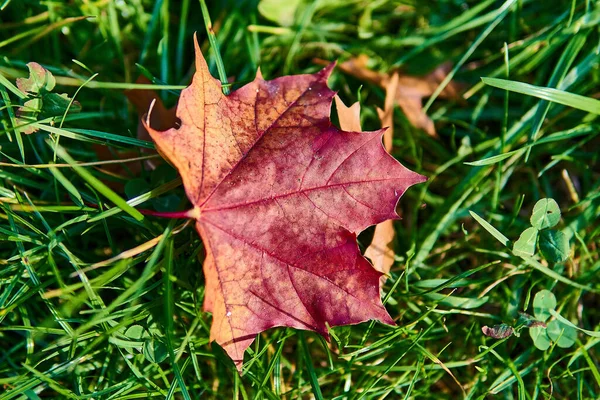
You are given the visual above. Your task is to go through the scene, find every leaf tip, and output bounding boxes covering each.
[380,312,396,326]
[255,67,264,81]
[192,32,210,76]
[319,61,337,80]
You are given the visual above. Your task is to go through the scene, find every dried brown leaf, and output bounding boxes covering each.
[336,56,461,137]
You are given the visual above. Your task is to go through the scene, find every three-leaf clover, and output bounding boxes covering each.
[120,318,168,364]
[513,198,569,263]
[528,290,577,350]
[482,290,578,351]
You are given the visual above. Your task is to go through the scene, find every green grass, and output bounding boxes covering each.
[1,0,599,398]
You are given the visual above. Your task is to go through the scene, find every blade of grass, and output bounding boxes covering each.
[482,77,600,115]
[469,211,511,247]
[465,125,597,166]
[51,143,144,221]
[48,165,83,205]
[524,30,589,160]
[199,0,230,94]
[423,0,517,112]
[0,72,27,99]
[298,332,324,400]
[175,0,191,81]
[34,123,155,148]
[0,86,25,162]
[164,238,192,400]
[87,178,182,222]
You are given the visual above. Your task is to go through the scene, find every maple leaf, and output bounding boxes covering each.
[145,37,426,369]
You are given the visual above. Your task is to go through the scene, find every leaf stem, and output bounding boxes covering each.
[84,201,196,219]
[136,208,196,219]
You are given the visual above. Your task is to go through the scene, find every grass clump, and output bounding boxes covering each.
[1,0,599,398]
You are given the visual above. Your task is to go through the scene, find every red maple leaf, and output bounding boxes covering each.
[145,37,426,369]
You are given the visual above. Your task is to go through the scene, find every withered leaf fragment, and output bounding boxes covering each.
[145,37,426,369]
[482,324,515,339]
[337,55,460,137]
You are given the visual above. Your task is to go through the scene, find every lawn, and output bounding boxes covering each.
[0,0,599,399]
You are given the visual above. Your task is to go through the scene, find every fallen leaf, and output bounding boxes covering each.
[482,324,514,339]
[333,95,361,132]
[15,62,81,134]
[15,98,41,134]
[17,62,56,93]
[335,55,460,137]
[124,75,177,171]
[145,36,426,370]
[125,75,178,143]
[335,54,386,86]
[377,72,400,152]
[365,220,396,278]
